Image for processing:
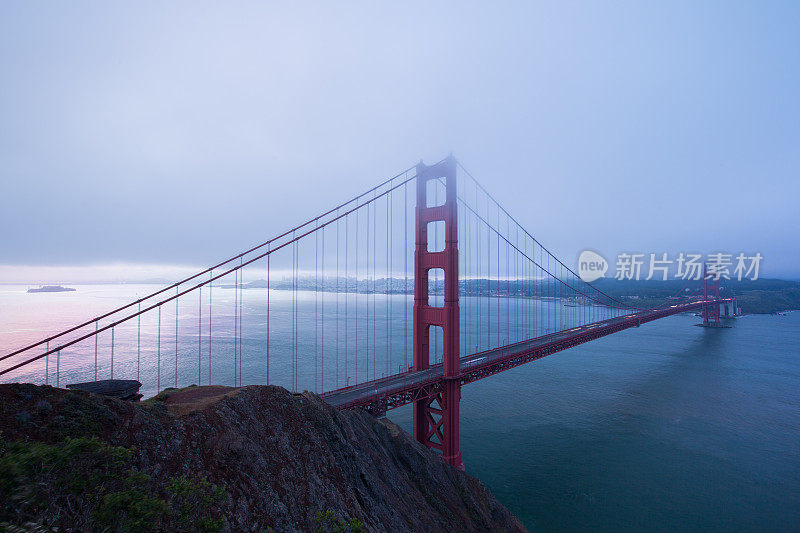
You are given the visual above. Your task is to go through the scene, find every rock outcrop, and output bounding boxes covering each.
[0,383,526,532]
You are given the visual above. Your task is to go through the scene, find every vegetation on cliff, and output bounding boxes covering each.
[0,384,525,532]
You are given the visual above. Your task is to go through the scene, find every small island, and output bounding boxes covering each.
[27,285,76,293]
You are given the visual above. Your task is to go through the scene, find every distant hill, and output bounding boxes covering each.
[215,276,800,315]
[590,278,800,314]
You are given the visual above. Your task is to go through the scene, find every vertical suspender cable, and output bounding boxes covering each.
[110,328,114,380]
[292,234,297,392]
[209,271,213,384]
[404,179,408,371]
[175,286,179,388]
[486,194,490,349]
[476,183,480,351]
[344,216,348,385]
[315,224,319,391]
[506,216,510,344]
[236,268,239,386]
[373,200,377,378]
[138,301,142,383]
[157,306,161,392]
[528,236,531,337]
[468,200,472,354]
[460,199,465,353]
[389,182,393,371]
[497,205,500,346]
[336,212,339,389]
[136,301,142,385]
[198,288,201,385]
[515,224,519,341]
[266,249,270,385]
[386,188,390,376]
[366,196,370,379]
[321,226,325,392]
[460,202,465,354]
[355,210,358,385]
[296,236,299,391]
[94,321,98,381]
[239,257,244,386]
[234,268,238,386]
[523,235,527,338]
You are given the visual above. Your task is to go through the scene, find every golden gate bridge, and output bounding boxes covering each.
[0,156,734,469]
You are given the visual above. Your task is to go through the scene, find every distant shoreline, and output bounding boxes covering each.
[8,277,800,315]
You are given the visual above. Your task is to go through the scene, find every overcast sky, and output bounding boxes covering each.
[2,1,799,281]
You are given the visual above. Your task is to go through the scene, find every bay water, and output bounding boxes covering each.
[1,284,798,531]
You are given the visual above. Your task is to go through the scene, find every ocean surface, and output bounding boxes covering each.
[1,284,798,531]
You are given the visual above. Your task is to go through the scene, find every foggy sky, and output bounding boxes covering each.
[2,1,799,279]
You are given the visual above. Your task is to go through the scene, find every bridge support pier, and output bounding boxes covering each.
[412,157,463,470]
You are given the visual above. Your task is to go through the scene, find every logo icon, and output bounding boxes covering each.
[578,250,608,282]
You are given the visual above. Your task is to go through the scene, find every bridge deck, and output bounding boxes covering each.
[323,299,728,413]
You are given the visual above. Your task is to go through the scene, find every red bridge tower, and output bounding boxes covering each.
[412,156,463,469]
[701,265,723,327]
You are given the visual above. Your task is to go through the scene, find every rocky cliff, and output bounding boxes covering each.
[0,383,526,532]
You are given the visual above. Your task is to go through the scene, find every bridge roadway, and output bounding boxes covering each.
[323,299,729,414]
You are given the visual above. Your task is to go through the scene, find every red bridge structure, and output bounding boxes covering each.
[0,156,734,469]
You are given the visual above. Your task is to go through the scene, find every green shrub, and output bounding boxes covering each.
[0,435,227,532]
[312,508,364,533]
